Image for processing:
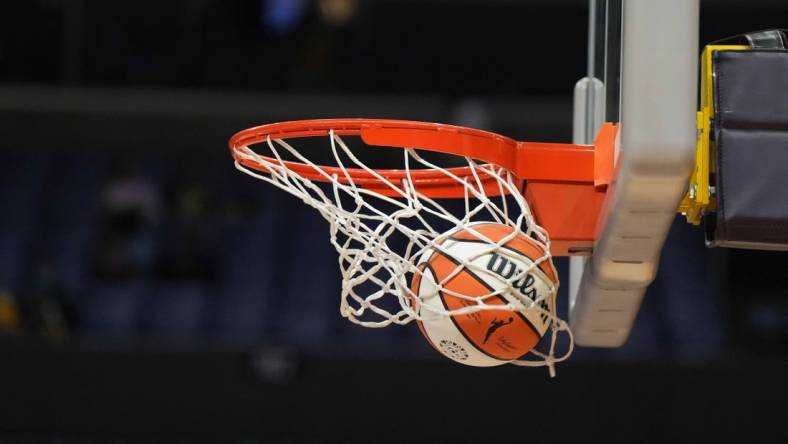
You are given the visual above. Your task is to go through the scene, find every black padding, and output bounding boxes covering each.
[711,49,788,245]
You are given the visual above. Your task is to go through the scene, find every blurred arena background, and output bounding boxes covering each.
[0,0,787,442]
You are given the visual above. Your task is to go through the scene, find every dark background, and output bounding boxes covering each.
[1,0,787,443]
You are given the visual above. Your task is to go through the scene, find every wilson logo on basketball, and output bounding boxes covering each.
[486,253,550,323]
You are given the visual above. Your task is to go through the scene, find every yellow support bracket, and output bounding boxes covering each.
[679,44,749,225]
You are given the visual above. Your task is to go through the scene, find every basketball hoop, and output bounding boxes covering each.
[229,119,617,375]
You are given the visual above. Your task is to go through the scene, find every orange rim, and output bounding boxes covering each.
[229,118,603,199]
[228,119,521,198]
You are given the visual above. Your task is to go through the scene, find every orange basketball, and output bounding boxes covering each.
[410,223,558,366]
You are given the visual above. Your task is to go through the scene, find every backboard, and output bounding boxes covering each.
[568,0,699,346]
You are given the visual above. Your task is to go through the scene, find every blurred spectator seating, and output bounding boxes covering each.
[92,162,162,281]
[0,150,740,361]
[80,282,146,339]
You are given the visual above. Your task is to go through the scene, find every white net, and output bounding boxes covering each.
[231,130,574,375]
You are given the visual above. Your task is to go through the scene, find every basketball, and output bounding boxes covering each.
[410,223,558,367]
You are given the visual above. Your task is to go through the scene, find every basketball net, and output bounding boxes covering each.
[232,130,574,376]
